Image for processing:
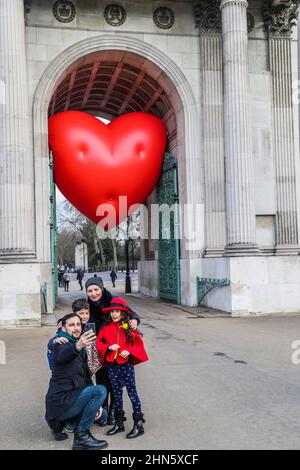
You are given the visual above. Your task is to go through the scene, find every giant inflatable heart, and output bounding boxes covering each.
[48,110,167,229]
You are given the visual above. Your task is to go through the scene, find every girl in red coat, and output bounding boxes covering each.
[96,297,148,439]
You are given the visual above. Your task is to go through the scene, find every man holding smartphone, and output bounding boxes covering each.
[45,313,108,450]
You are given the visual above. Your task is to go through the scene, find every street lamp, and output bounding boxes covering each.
[125,218,131,293]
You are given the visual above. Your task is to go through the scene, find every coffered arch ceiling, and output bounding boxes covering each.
[48,50,179,151]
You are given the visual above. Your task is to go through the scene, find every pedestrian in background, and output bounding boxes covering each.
[110,269,117,288]
[63,270,70,292]
[77,268,84,291]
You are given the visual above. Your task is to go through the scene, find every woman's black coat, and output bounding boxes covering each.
[88,288,140,335]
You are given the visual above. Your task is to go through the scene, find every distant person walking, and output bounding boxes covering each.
[63,270,71,292]
[77,269,84,291]
[110,270,117,288]
[58,271,63,288]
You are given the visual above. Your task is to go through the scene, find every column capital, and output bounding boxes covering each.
[193,0,222,33]
[262,0,300,37]
[23,0,32,14]
[219,0,248,10]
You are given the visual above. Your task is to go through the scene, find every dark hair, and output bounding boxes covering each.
[61,313,82,327]
[108,311,139,344]
[72,299,89,313]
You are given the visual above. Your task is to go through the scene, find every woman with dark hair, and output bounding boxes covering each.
[84,277,140,425]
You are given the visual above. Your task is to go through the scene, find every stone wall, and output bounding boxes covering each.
[16,0,300,316]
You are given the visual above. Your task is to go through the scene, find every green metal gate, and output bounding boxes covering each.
[157,153,181,304]
[49,151,58,310]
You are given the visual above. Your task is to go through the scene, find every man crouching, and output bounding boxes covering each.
[45,313,108,450]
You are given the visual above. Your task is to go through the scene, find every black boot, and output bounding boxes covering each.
[108,404,116,425]
[72,430,108,450]
[47,419,68,441]
[94,406,108,427]
[126,413,145,439]
[106,410,126,435]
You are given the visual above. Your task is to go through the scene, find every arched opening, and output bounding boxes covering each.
[33,35,201,312]
[48,50,178,150]
[48,49,182,306]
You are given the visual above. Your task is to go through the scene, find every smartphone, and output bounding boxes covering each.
[85,322,96,334]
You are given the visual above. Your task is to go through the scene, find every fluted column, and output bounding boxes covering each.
[220,0,259,256]
[263,0,300,254]
[0,0,35,258]
[193,1,226,257]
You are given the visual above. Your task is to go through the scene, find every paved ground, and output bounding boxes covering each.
[1,276,300,450]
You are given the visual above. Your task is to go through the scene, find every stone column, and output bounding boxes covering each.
[263,0,300,254]
[220,0,259,256]
[193,0,226,257]
[0,0,35,258]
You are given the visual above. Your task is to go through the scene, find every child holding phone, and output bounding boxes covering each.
[96,297,148,439]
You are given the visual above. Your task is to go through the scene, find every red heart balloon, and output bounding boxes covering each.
[48,111,167,229]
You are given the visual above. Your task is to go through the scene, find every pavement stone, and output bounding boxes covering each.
[1,278,300,450]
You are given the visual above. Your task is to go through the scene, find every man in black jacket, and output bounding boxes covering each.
[45,313,108,450]
[85,276,141,425]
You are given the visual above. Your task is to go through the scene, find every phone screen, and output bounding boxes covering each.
[85,322,96,334]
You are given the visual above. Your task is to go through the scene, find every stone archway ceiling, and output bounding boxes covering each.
[48,51,177,151]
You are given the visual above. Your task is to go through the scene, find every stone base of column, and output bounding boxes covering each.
[224,243,260,257]
[260,247,276,256]
[205,248,225,258]
[200,255,300,316]
[0,261,52,328]
[275,245,300,256]
[0,251,36,262]
[139,256,300,315]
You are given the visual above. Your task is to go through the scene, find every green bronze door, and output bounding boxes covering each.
[49,151,58,310]
[157,153,181,304]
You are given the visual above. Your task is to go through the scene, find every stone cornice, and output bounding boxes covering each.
[193,0,254,35]
[262,0,300,37]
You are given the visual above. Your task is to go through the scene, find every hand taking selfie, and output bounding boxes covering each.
[76,330,97,351]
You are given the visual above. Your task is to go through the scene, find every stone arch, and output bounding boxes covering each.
[32,34,203,305]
